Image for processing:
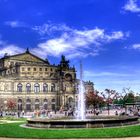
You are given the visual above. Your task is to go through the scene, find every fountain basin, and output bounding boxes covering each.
[26,116,139,128]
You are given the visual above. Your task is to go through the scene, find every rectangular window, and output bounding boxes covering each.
[45,68,47,71]
[40,68,42,71]
[34,67,36,71]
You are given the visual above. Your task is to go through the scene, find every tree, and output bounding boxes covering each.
[7,99,16,111]
[86,90,105,115]
[123,89,135,104]
[122,87,135,113]
[135,93,140,102]
[113,98,124,105]
[124,93,135,103]
[102,89,119,115]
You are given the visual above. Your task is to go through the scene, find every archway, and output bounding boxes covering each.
[26,99,31,111]
[43,99,48,110]
[35,99,40,110]
[18,99,22,111]
[51,99,56,111]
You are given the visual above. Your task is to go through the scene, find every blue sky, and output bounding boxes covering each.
[0,0,140,93]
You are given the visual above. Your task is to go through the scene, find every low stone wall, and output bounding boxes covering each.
[26,116,139,128]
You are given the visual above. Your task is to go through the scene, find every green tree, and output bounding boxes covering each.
[122,87,135,113]
[122,87,135,104]
[124,93,135,103]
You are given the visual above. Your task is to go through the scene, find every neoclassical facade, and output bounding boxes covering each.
[0,49,94,112]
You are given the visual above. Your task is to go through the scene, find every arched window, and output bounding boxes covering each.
[51,83,55,92]
[68,97,73,102]
[51,99,55,110]
[18,99,22,111]
[43,99,48,110]
[65,73,72,81]
[35,99,40,110]
[43,83,48,92]
[52,99,55,102]
[34,83,40,93]
[17,83,22,92]
[26,99,31,111]
[26,83,31,92]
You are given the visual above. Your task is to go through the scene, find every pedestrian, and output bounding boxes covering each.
[65,111,67,116]
[17,111,20,118]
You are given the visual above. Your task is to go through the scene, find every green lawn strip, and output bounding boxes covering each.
[0,123,140,139]
[0,117,27,121]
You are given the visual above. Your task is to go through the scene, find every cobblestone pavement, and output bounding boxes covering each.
[0,138,140,140]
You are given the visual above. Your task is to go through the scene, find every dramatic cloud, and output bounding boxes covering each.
[123,0,140,13]
[4,21,26,28]
[0,23,129,59]
[32,24,128,58]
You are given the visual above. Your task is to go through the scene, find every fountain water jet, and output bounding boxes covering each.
[77,61,85,120]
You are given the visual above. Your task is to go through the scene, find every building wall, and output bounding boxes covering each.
[0,51,93,112]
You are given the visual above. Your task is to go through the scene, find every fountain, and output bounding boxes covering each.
[26,62,139,128]
[77,61,85,120]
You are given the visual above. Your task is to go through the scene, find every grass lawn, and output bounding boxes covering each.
[0,116,27,121]
[0,122,140,139]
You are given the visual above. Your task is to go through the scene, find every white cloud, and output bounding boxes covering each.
[84,70,133,77]
[84,70,140,92]
[123,0,140,13]
[32,23,72,35]
[0,45,24,57]
[105,31,126,41]
[132,43,140,49]
[0,41,24,57]
[32,24,127,58]
[4,21,26,28]
[0,23,128,59]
